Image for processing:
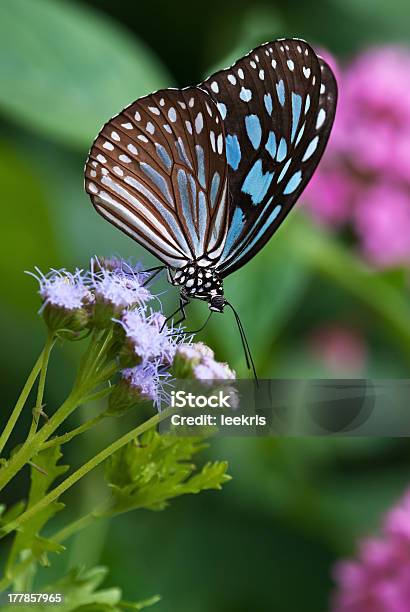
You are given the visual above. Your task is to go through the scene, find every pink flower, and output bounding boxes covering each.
[303,45,410,268]
[332,489,410,612]
[308,324,367,374]
[339,47,410,183]
[354,182,410,267]
[304,164,356,227]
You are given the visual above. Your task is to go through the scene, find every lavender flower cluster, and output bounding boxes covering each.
[332,489,410,611]
[30,257,235,410]
[305,46,410,268]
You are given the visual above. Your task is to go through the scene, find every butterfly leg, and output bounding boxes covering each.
[174,293,190,326]
[161,292,190,331]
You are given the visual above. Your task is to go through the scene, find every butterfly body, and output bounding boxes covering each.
[168,264,225,312]
[85,38,337,333]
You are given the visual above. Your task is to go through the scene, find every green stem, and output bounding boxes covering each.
[0,349,45,456]
[0,332,118,493]
[40,414,105,451]
[28,333,55,439]
[292,218,410,360]
[0,502,109,592]
[0,408,174,539]
[53,504,109,544]
[0,391,82,493]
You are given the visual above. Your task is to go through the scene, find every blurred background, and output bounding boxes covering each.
[1,0,410,610]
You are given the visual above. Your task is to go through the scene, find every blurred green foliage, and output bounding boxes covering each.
[1,0,410,610]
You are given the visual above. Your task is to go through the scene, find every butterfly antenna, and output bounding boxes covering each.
[225,301,258,382]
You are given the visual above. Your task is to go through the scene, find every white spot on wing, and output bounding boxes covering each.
[111,131,120,141]
[287,59,294,71]
[121,122,133,130]
[211,81,219,93]
[217,133,223,154]
[210,131,216,152]
[316,108,326,129]
[195,112,204,134]
[127,143,138,155]
[227,74,236,85]
[239,87,252,102]
[168,107,177,122]
[119,154,131,163]
[103,141,114,151]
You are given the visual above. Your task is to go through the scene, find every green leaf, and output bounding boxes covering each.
[104,430,230,514]
[5,566,160,612]
[0,0,172,148]
[6,446,69,574]
[0,143,61,317]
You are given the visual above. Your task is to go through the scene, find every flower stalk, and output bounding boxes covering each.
[0,348,45,456]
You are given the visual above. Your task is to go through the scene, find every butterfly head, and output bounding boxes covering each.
[169,264,226,312]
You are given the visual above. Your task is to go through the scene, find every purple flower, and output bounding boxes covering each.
[29,267,90,311]
[332,489,410,612]
[27,267,92,334]
[118,308,181,364]
[90,258,152,310]
[122,361,172,410]
[193,358,235,381]
[173,342,236,381]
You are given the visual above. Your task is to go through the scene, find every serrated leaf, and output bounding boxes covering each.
[104,431,230,514]
[6,446,69,575]
[0,0,172,148]
[4,566,122,612]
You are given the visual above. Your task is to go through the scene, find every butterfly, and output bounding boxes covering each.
[85,38,337,360]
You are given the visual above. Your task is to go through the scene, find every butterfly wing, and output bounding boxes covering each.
[85,87,229,269]
[200,39,337,277]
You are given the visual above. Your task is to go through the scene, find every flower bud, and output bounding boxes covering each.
[29,268,91,337]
